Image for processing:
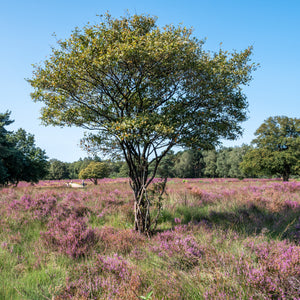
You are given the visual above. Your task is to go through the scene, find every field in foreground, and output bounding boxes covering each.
[0,178,299,299]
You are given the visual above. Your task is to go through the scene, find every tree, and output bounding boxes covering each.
[240,116,300,181]
[0,112,48,185]
[227,145,251,178]
[67,160,82,179]
[216,147,232,177]
[117,161,130,178]
[202,150,218,178]
[215,145,251,178]
[0,111,17,185]
[174,149,204,178]
[28,13,256,233]
[79,161,110,185]
[174,151,190,178]
[67,156,101,179]
[8,128,48,183]
[108,159,125,178]
[47,159,69,180]
[155,150,176,179]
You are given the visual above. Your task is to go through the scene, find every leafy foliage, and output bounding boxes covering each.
[155,150,176,178]
[8,128,48,182]
[46,159,69,180]
[0,111,48,185]
[0,111,20,185]
[202,149,218,178]
[173,150,204,178]
[216,145,250,179]
[241,116,300,181]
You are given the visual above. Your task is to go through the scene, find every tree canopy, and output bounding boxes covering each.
[240,116,300,181]
[0,111,19,185]
[0,111,48,186]
[28,13,256,233]
[46,159,69,180]
[79,161,110,185]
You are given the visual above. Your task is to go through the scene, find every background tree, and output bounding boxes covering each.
[79,161,110,185]
[173,151,192,178]
[227,145,251,178]
[155,150,176,179]
[8,128,48,183]
[173,149,204,178]
[28,13,256,234]
[67,156,101,179]
[202,149,218,178]
[66,160,82,179]
[216,147,232,178]
[240,116,300,181]
[117,161,130,178]
[0,112,48,186]
[47,159,69,180]
[108,159,125,178]
[0,111,17,185]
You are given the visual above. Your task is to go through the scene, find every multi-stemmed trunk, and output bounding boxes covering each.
[121,142,172,235]
[131,176,165,235]
[129,165,153,234]
[133,183,151,233]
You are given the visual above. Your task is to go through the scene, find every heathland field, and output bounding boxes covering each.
[0,178,299,299]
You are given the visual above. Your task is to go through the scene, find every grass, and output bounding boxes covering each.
[0,178,299,299]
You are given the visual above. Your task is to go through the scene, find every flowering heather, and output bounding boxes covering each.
[1,178,300,299]
[9,193,57,220]
[41,214,97,258]
[62,254,140,299]
[150,225,204,270]
[97,226,146,255]
[243,239,300,299]
[14,177,129,188]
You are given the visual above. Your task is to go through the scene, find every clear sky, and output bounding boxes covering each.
[1,0,299,162]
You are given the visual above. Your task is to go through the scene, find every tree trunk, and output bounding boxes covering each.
[282,163,290,181]
[133,183,151,234]
[282,173,289,182]
[122,142,170,235]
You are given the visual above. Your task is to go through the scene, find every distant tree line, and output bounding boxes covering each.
[44,157,129,180]
[153,146,252,179]
[56,115,299,182]
[42,145,261,180]
[1,112,299,185]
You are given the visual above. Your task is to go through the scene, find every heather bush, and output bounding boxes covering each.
[41,215,97,258]
[243,239,300,299]
[150,226,204,270]
[54,195,91,221]
[23,193,57,220]
[61,254,141,299]
[189,185,222,205]
[97,226,146,255]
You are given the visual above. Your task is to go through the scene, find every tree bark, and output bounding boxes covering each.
[282,163,290,181]
[282,172,289,182]
[132,181,151,234]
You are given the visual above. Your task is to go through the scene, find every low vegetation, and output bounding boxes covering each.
[1,178,299,299]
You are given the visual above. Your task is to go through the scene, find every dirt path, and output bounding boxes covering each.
[67,183,85,188]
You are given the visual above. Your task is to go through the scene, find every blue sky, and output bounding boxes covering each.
[1,0,299,162]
